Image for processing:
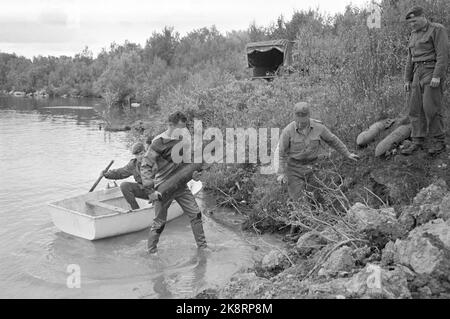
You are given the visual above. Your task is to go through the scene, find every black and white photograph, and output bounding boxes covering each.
[0,0,449,304]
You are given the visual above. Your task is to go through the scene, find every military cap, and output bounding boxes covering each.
[131,142,145,154]
[405,6,424,20]
[293,102,310,117]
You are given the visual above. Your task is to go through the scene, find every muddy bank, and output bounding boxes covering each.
[101,118,163,133]
[191,193,288,299]
[194,142,450,299]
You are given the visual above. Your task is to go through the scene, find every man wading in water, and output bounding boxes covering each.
[141,111,207,255]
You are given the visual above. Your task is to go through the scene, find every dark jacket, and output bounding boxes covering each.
[141,136,184,189]
[278,120,351,174]
[104,158,145,186]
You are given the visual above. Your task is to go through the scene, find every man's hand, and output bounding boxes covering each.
[100,169,107,178]
[347,153,359,161]
[404,82,411,92]
[430,78,440,88]
[277,174,288,184]
[148,191,162,202]
[142,180,155,189]
[192,170,201,181]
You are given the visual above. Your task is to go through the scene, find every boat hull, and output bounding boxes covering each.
[49,180,202,240]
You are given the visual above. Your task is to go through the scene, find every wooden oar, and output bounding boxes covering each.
[89,160,114,192]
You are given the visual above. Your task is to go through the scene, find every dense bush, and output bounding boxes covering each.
[151,0,450,232]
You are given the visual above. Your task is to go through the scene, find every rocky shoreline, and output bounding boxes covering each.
[194,145,450,299]
[1,89,49,98]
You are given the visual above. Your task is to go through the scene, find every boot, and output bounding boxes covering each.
[401,142,423,155]
[147,236,159,254]
[191,215,207,249]
[147,220,166,254]
[428,142,446,156]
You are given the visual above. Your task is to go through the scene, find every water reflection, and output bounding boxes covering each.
[152,273,173,298]
[150,249,208,299]
[0,96,103,110]
[0,97,277,298]
[0,96,106,127]
[39,209,255,298]
[38,110,99,127]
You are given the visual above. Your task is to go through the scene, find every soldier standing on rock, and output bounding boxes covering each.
[277,102,359,236]
[401,6,449,156]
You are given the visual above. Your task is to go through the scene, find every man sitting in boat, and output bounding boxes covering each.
[102,142,158,211]
[141,111,207,254]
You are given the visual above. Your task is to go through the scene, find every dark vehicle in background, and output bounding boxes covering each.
[245,39,295,80]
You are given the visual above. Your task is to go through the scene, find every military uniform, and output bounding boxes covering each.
[403,8,449,154]
[278,119,351,205]
[103,143,154,210]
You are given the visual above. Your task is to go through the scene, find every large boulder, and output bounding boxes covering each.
[381,241,396,266]
[261,249,290,272]
[414,204,440,226]
[411,179,449,226]
[352,245,372,265]
[393,219,450,278]
[309,263,411,299]
[413,179,448,206]
[344,264,411,298]
[438,194,450,221]
[397,206,416,233]
[348,202,404,247]
[408,218,450,248]
[318,246,355,278]
[396,180,449,230]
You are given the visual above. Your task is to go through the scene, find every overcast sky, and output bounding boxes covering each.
[0,0,370,58]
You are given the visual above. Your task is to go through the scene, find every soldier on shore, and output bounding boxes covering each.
[401,6,449,156]
[277,102,359,236]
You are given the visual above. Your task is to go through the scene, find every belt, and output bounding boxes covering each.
[413,60,436,65]
[288,157,318,166]
[412,60,436,73]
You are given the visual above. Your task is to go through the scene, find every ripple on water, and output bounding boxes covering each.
[9,214,258,298]
[0,104,280,298]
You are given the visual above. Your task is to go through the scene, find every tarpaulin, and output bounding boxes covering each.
[245,39,291,68]
[246,39,290,55]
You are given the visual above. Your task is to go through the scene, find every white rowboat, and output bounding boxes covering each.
[48,180,203,240]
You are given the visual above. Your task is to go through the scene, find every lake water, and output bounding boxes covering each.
[0,96,275,298]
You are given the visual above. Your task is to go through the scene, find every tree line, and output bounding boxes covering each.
[0,0,448,114]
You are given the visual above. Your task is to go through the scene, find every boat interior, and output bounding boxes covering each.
[50,181,201,217]
[50,187,151,217]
